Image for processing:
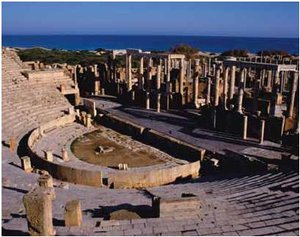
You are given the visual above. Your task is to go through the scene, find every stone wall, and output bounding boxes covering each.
[108,160,200,189]
[100,113,205,162]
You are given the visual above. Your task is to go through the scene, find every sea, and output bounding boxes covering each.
[2,35,299,55]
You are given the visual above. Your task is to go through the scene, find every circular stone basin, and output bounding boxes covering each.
[71,130,165,168]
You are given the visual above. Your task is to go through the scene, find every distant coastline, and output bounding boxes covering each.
[3,35,299,55]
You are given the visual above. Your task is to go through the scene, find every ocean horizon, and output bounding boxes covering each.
[3,35,299,55]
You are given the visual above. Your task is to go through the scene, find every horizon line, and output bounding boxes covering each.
[3,34,299,39]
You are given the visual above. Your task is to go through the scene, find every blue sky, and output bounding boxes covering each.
[2,2,299,38]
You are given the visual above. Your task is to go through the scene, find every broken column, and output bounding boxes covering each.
[21,156,33,173]
[23,187,56,236]
[229,66,236,99]
[288,71,298,118]
[259,120,265,144]
[237,68,245,114]
[64,200,82,227]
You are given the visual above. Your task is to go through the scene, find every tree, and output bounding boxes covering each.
[170,44,199,59]
[220,49,249,57]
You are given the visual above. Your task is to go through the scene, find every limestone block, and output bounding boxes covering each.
[38,173,53,188]
[45,151,53,162]
[23,187,56,236]
[64,200,82,227]
[21,156,33,173]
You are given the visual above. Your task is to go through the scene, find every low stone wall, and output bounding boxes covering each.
[27,114,103,187]
[25,70,65,80]
[108,160,200,189]
[27,113,202,189]
[100,113,205,162]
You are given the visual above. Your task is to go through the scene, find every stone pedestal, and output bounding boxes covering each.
[23,187,56,236]
[21,156,33,173]
[64,200,82,227]
[81,111,87,125]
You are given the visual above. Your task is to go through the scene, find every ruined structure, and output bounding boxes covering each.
[2,47,299,236]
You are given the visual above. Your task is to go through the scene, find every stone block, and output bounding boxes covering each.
[64,200,82,227]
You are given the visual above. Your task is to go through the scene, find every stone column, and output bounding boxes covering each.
[259,120,265,144]
[253,80,260,113]
[186,59,192,82]
[147,58,152,90]
[237,69,245,114]
[146,91,150,110]
[229,66,236,99]
[214,68,221,107]
[156,93,161,113]
[64,200,82,227]
[280,71,285,93]
[157,65,161,91]
[208,58,211,76]
[179,58,185,96]
[193,59,200,108]
[207,77,211,104]
[223,67,229,109]
[166,56,171,110]
[267,70,272,91]
[138,57,144,90]
[288,71,298,118]
[242,115,248,140]
[127,54,132,91]
[23,187,56,236]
